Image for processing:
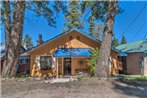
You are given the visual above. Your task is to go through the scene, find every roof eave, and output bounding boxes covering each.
[23,29,102,53]
[23,29,119,54]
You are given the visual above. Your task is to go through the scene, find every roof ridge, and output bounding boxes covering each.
[117,39,147,47]
[127,39,146,44]
[116,39,147,53]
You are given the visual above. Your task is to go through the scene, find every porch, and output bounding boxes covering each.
[55,57,90,77]
[54,48,92,78]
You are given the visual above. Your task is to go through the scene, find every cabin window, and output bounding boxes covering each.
[77,36,80,40]
[118,56,127,63]
[118,56,122,62]
[118,56,127,70]
[69,36,73,41]
[40,56,52,70]
[19,59,29,64]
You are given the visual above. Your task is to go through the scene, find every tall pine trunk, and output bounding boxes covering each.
[95,1,117,77]
[2,1,25,78]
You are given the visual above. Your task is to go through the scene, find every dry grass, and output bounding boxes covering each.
[1,77,147,98]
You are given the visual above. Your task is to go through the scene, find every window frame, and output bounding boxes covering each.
[19,58,29,64]
[39,56,52,70]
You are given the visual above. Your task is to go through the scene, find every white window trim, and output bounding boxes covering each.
[52,57,56,68]
[144,57,147,62]
[39,56,53,70]
[35,56,40,69]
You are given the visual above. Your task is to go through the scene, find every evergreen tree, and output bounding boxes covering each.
[89,16,95,34]
[82,1,122,77]
[22,33,33,49]
[87,48,99,76]
[95,1,118,77]
[120,35,127,44]
[1,1,66,77]
[64,1,83,32]
[112,37,119,47]
[89,17,103,40]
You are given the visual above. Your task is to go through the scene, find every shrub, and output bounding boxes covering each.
[16,73,30,78]
[125,76,147,81]
[87,48,99,76]
[77,77,81,81]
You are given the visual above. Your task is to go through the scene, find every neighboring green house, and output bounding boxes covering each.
[116,39,147,75]
[144,50,147,54]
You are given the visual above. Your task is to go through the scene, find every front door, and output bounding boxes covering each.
[64,58,71,75]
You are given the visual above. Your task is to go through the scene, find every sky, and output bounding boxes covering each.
[0,1,147,46]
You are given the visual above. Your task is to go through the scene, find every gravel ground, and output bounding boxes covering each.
[1,77,147,98]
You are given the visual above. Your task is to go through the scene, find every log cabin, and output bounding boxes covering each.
[22,29,121,77]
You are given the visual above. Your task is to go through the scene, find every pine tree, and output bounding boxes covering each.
[89,17,103,40]
[92,24,103,40]
[22,33,33,50]
[64,1,83,31]
[120,35,127,44]
[82,1,122,77]
[89,16,95,35]
[2,1,66,78]
[112,37,119,47]
[95,1,117,77]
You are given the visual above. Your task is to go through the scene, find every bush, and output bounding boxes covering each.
[77,77,81,81]
[125,76,147,81]
[87,48,99,76]
[16,73,30,78]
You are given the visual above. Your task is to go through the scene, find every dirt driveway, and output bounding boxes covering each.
[1,78,147,98]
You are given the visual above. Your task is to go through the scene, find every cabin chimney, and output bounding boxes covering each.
[37,34,44,45]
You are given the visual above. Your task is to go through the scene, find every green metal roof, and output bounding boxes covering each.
[144,50,147,54]
[116,39,147,53]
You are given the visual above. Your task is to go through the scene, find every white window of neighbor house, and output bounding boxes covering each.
[145,56,147,62]
[40,56,52,70]
[139,57,144,67]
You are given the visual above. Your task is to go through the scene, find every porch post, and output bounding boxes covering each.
[62,57,64,75]
[56,58,58,78]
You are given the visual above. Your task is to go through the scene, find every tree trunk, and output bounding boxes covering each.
[95,1,117,78]
[2,1,25,78]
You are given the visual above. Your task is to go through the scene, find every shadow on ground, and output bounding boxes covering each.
[112,79,147,98]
